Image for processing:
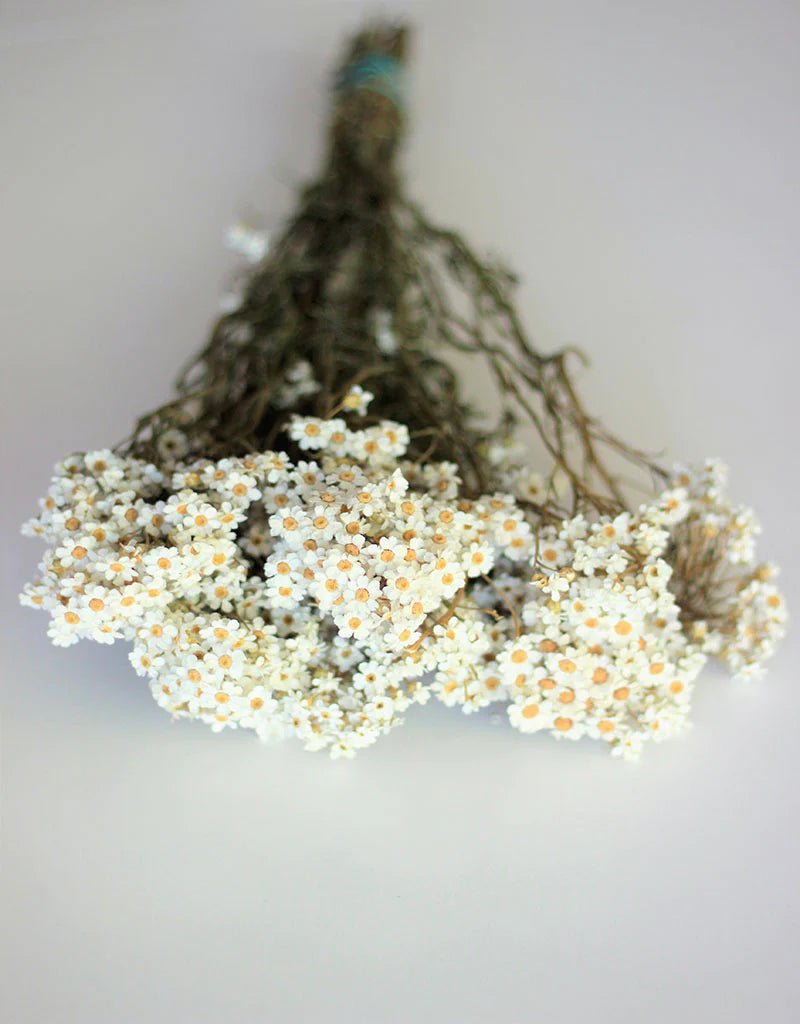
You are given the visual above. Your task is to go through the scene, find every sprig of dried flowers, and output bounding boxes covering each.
[20,22,786,758]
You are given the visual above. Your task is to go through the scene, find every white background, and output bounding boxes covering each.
[2,2,799,1021]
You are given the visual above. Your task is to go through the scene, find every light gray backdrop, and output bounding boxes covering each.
[2,1,798,1022]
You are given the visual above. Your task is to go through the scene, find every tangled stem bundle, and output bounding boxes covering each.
[126,23,666,518]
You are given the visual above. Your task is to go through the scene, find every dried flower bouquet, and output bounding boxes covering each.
[21,23,786,758]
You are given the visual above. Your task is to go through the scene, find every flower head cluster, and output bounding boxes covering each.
[21,388,786,758]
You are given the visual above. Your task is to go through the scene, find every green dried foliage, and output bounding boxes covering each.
[124,21,668,518]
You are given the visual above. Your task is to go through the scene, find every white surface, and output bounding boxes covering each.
[2,2,799,1021]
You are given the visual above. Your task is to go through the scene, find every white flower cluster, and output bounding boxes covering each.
[21,391,786,758]
[668,460,787,678]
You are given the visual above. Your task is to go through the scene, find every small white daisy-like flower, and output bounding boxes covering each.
[225,221,269,263]
[340,384,374,416]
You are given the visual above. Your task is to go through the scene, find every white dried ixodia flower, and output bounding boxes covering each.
[20,388,786,759]
[225,222,269,264]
